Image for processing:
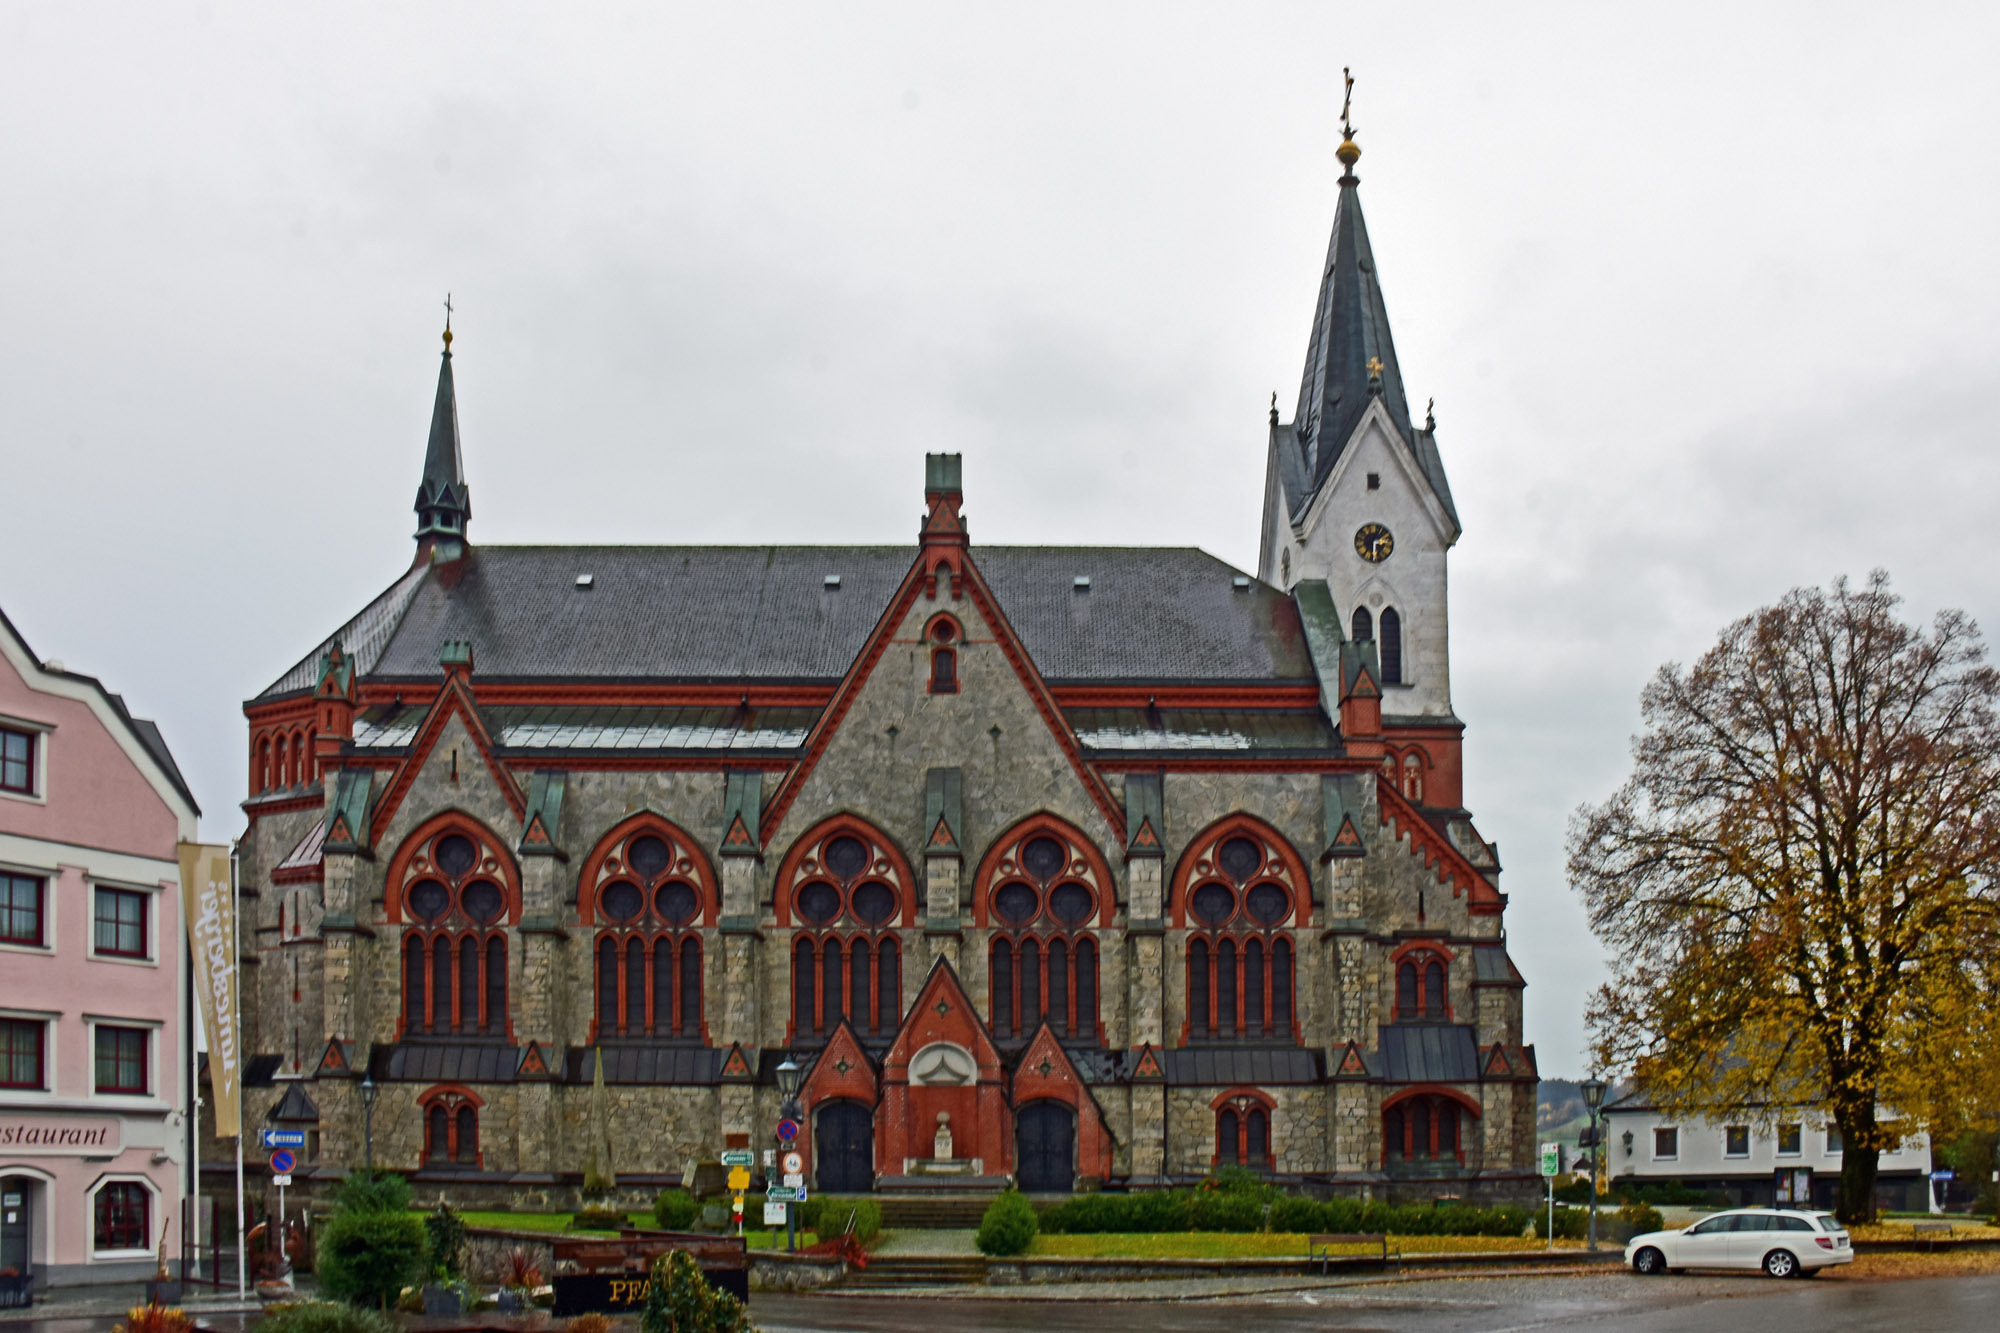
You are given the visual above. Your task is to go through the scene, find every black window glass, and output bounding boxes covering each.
[0,873,43,945]
[628,835,673,879]
[600,881,644,923]
[656,881,699,925]
[461,880,503,925]
[1689,1216,1730,1235]
[1049,882,1093,926]
[1021,837,1066,882]
[408,879,450,922]
[1190,883,1235,926]
[434,835,478,877]
[94,888,146,956]
[1725,1126,1750,1155]
[1351,607,1373,642]
[1245,883,1289,925]
[852,881,897,926]
[796,881,841,925]
[0,729,32,794]
[1217,837,1262,882]
[994,883,1038,926]
[823,836,870,881]
[1780,1216,1813,1232]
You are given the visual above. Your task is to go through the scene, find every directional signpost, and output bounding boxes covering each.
[1539,1142,1559,1252]
[259,1129,306,1149]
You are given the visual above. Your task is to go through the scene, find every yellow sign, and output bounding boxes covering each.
[726,1166,751,1193]
[179,842,241,1137]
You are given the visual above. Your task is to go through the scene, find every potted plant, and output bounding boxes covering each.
[0,1265,32,1309]
[144,1239,182,1307]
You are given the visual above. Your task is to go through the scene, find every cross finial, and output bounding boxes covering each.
[1426,397,1436,431]
[1341,67,1355,139]
[1366,356,1384,376]
[442,292,454,349]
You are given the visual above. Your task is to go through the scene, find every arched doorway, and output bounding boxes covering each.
[816,1101,874,1194]
[1016,1101,1076,1193]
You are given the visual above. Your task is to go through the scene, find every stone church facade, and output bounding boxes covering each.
[232,126,1536,1209]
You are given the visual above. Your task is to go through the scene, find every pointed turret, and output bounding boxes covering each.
[413,311,470,565]
[1292,122,1414,489]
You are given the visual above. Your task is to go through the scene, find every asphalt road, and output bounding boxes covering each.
[750,1271,2000,1331]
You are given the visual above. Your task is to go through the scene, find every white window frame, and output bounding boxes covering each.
[86,1172,158,1261]
[86,879,160,968]
[1653,1125,1679,1161]
[1776,1122,1803,1157]
[0,1007,57,1098]
[0,715,52,806]
[84,1015,161,1105]
[1723,1124,1750,1159]
[0,862,54,956]
[1824,1124,1843,1156]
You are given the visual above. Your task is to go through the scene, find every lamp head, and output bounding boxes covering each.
[775,1057,802,1098]
[360,1074,378,1107]
[1581,1076,1606,1110]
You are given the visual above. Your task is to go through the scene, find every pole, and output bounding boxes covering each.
[187,927,200,1282]
[234,1136,246,1298]
[232,846,246,1298]
[1586,1110,1601,1252]
[1547,1173,1554,1252]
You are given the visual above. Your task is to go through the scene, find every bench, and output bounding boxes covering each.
[1912,1221,1955,1239]
[1308,1233,1401,1274]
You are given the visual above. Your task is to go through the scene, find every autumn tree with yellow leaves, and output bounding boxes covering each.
[1571,573,2000,1222]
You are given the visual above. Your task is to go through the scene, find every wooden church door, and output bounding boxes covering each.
[816,1101,875,1194]
[1015,1101,1075,1194]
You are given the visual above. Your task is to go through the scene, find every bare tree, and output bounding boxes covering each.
[1571,572,2000,1222]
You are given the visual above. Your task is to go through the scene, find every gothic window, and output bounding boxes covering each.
[1213,1091,1274,1169]
[1384,1093,1466,1164]
[1392,948,1451,1020]
[1379,607,1403,684]
[929,617,960,694]
[420,1088,481,1166]
[978,819,1109,1041]
[1351,606,1373,642]
[393,823,515,1037]
[780,819,913,1042]
[1174,818,1308,1041]
[1401,751,1424,803]
[583,820,713,1041]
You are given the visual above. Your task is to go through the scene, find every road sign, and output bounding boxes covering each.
[272,1174,293,1188]
[782,1172,804,1189]
[726,1165,752,1193]
[1931,1169,1955,1181]
[763,1202,787,1226]
[782,1151,804,1176]
[260,1129,306,1149]
[1539,1142,1559,1177]
[720,1149,756,1167]
[776,1118,800,1142]
[269,1149,296,1174]
[766,1186,804,1202]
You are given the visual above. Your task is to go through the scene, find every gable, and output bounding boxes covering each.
[881,959,1004,1080]
[370,691,524,851]
[1300,405,1457,552]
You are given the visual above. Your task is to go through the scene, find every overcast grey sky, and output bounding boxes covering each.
[4,3,1997,1075]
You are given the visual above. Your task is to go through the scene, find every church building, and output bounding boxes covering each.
[233,120,1536,1210]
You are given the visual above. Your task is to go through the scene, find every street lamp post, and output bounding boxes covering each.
[360,1075,379,1171]
[775,1058,803,1254]
[1581,1077,1607,1252]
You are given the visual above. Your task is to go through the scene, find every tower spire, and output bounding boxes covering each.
[413,298,471,565]
[1292,70,1413,489]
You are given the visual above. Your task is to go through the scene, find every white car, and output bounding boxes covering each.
[1625,1207,1854,1278]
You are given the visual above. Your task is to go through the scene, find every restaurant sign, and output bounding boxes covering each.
[0,1116,123,1156]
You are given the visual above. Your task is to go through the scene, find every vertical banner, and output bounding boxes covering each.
[179,842,241,1138]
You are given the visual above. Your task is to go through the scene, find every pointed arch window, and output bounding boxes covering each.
[1384,1092,1469,1164]
[583,820,713,1041]
[1379,606,1403,683]
[780,819,913,1043]
[419,1087,482,1167]
[394,825,515,1037]
[928,617,961,695]
[1213,1090,1275,1170]
[1174,819,1308,1042]
[978,820,1108,1041]
[1392,945,1451,1020]
[1351,606,1373,642]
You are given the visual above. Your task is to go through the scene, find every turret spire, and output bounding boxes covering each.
[413,297,471,565]
[1292,71,1414,488]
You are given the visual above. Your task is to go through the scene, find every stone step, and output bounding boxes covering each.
[846,1256,990,1287]
[877,1195,1000,1228]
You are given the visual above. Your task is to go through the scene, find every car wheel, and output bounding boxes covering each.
[1763,1249,1799,1279]
[1633,1247,1666,1276]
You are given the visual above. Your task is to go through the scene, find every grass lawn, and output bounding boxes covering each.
[1027,1233,1583,1259]
[1850,1220,2000,1241]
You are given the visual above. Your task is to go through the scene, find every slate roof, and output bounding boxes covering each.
[351,703,820,754]
[1069,707,1335,756]
[563,1044,727,1085]
[377,1041,522,1084]
[1161,1047,1323,1086]
[1376,1023,1482,1083]
[258,545,1313,699]
[1472,944,1525,986]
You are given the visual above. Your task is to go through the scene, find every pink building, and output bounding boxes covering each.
[0,608,199,1290]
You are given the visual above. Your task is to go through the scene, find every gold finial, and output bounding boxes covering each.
[442,292,454,349]
[1336,67,1361,172]
[1366,356,1384,377]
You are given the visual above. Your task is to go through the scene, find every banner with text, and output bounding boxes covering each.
[179,841,242,1137]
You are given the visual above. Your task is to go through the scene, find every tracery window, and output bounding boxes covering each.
[1214,1091,1273,1169]
[780,819,912,1041]
[583,820,712,1040]
[394,824,516,1037]
[977,818,1109,1041]
[1174,818,1307,1041]
[1384,1092,1466,1164]
[1392,947,1450,1020]
[420,1087,481,1166]
[1379,606,1403,684]
[928,616,960,695]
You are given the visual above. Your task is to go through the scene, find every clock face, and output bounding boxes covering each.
[1354,523,1394,563]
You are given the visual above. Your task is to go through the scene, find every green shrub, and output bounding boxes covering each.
[255,1300,397,1333]
[1532,1206,1590,1240]
[638,1249,752,1333]
[328,1170,412,1216]
[424,1202,467,1280]
[653,1190,701,1231]
[1037,1189,1526,1239]
[975,1190,1038,1256]
[1618,1202,1665,1235]
[798,1196,881,1245]
[315,1209,428,1308]
[571,1208,627,1232]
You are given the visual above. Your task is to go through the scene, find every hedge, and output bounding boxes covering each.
[798,1195,882,1245]
[1038,1186,1529,1238]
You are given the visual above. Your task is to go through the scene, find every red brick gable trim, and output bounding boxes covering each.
[1376,782,1505,915]
[1168,812,1316,930]
[971,812,1118,930]
[368,673,525,844]
[880,957,1006,1078]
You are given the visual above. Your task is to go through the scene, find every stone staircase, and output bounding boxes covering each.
[876,1193,997,1228]
[845,1254,991,1288]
